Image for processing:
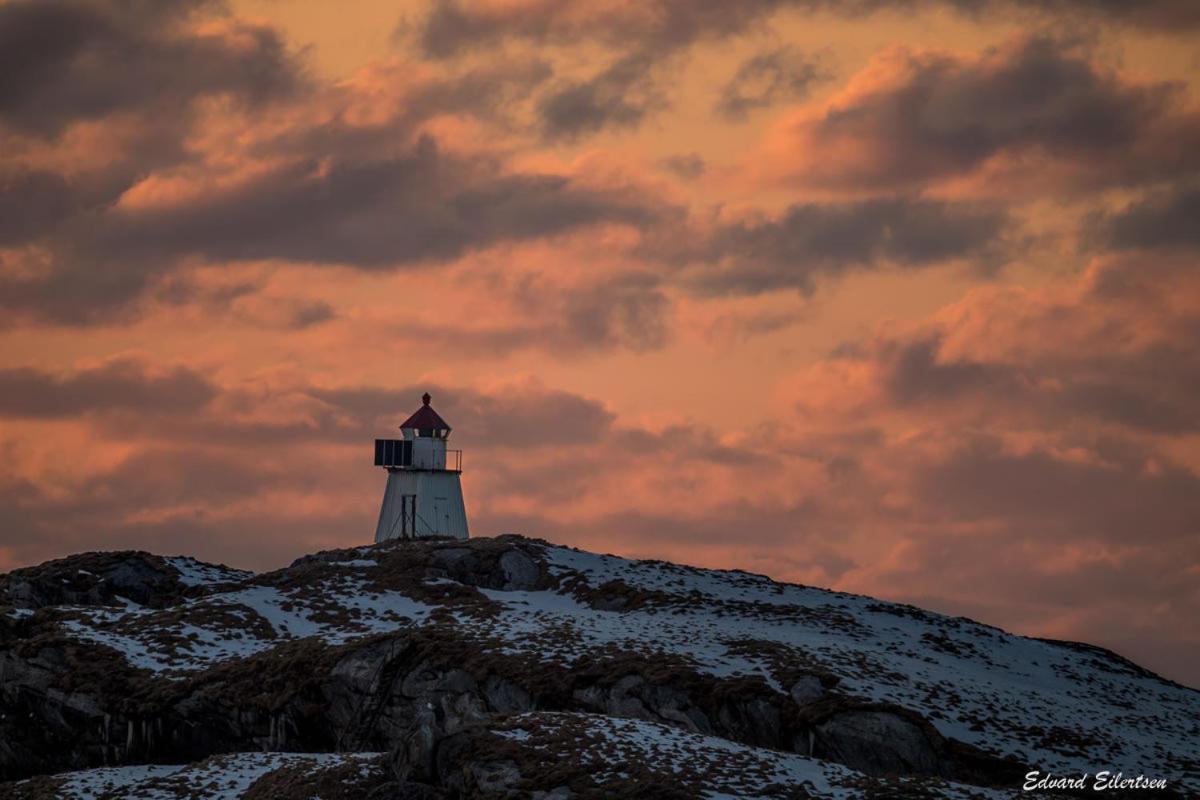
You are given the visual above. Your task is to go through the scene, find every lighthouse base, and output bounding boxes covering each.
[375,469,469,542]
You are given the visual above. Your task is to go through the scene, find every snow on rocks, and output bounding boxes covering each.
[57,576,436,676]
[9,753,386,800]
[488,712,1010,799]
[163,557,254,588]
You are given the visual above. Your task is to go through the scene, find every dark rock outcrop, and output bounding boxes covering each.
[1,552,189,611]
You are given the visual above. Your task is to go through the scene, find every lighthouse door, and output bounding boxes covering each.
[433,497,447,535]
[400,494,417,537]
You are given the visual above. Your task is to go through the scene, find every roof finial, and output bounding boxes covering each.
[422,392,431,406]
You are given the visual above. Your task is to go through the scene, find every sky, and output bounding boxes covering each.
[1,0,1198,687]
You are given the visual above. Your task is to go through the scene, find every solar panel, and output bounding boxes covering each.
[374,438,413,467]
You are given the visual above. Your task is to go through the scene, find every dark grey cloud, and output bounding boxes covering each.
[41,376,615,452]
[299,383,618,451]
[1089,183,1200,251]
[672,197,1011,295]
[0,467,367,573]
[880,336,1022,405]
[554,274,670,352]
[417,0,785,60]
[477,500,836,566]
[142,277,336,331]
[0,138,664,325]
[419,0,824,138]
[659,153,707,181]
[985,0,1200,30]
[792,34,1200,191]
[865,323,1200,434]
[911,435,1200,544]
[0,0,300,137]
[537,51,666,140]
[715,46,827,120]
[0,359,217,419]
[391,272,672,356]
[0,0,313,323]
[286,300,338,329]
[311,274,668,359]
[245,57,554,161]
[0,168,80,245]
[416,0,1200,61]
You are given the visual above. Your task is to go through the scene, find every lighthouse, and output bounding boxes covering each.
[373,393,469,541]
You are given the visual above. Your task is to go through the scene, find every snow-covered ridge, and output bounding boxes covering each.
[527,545,1199,781]
[3,535,1196,796]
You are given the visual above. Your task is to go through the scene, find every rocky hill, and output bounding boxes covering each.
[1,535,1195,798]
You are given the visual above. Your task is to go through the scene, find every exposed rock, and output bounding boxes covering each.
[1,552,183,611]
[789,674,825,707]
[497,549,539,591]
[425,537,551,591]
[813,709,941,776]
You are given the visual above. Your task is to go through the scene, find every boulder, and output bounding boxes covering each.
[813,709,941,776]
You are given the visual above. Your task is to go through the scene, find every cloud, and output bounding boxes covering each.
[9,373,617,453]
[415,0,788,60]
[755,35,1200,193]
[658,153,707,181]
[1089,182,1200,252]
[416,1,830,139]
[0,465,357,573]
[87,140,655,268]
[0,359,217,418]
[1001,0,1200,31]
[536,50,667,140]
[909,434,1200,544]
[805,251,1200,435]
[715,46,828,120]
[0,0,301,137]
[415,0,1200,61]
[332,272,669,359]
[0,168,79,245]
[661,197,1012,295]
[309,382,618,450]
[0,137,664,325]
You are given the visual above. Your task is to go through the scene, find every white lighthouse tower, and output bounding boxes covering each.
[373,393,469,541]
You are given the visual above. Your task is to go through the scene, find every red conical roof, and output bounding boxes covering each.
[399,392,451,431]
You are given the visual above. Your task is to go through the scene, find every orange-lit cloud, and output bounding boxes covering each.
[752,35,1200,196]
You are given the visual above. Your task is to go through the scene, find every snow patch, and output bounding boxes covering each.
[165,557,254,588]
[36,752,382,800]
